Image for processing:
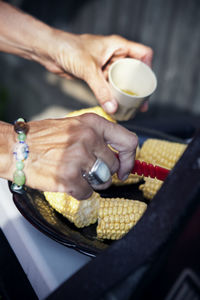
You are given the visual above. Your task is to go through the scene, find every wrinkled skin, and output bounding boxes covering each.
[23,114,138,199]
[0,3,152,199]
[38,32,153,113]
[0,3,153,114]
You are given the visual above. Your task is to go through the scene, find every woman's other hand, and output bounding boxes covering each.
[38,32,153,114]
[0,3,153,114]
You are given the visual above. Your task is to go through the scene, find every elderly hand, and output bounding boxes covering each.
[40,32,153,114]
[17,114,137,200]
[0,3,153,115]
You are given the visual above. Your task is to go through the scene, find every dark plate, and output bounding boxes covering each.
[9,126,186,257]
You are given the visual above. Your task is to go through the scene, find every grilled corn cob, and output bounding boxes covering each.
[44,191,100,228]
[139,178,163,200]
[138,139,186,200]
[66,106,116,123]
[139,139,187,169]
[97,198,147,240]
[112,173,143,185]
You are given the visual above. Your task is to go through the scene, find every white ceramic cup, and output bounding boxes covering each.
[108,58,157,121]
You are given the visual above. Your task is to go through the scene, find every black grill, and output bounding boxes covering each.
[47,129,200,300]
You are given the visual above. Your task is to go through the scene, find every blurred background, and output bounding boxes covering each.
[0,1,200,298]
[0,0,200,135]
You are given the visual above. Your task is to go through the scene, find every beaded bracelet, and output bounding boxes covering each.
[11,118,29,192]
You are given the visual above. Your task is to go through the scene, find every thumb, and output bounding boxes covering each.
[86,68,118,114]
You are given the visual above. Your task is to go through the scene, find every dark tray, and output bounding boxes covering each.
[9,126,186,257]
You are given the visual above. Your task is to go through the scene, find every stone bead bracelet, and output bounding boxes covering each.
[11,118,29,192]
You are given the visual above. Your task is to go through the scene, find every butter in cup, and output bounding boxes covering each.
[108,58,157,121]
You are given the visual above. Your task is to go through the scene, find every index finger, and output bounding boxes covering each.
[84,114,138,180]
[127,41,153,67]
[104,121,138,180]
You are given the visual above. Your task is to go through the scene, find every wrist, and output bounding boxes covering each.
[25,26,73,73]
[27,24,56,65]
[39,29,80,71]
[0,122,16,181]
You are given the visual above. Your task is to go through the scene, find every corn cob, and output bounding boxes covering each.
[44,191,100,228]
[139,139,187,169]
[66,106,116,123]
[35,195,58,225]
[112,173,143,185]
[139,178,163,200]
[97,198,147,240]
[138,139,186,200]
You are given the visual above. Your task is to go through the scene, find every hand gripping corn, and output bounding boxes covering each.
[44,191,100,228]
[97,198,147,240]
[67,106,143,186]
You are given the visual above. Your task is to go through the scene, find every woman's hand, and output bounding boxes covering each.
[41,32,153,114]
[0,3,153,114]
[23,114,138,199]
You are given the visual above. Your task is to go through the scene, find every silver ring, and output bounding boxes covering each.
[83,158,111,186]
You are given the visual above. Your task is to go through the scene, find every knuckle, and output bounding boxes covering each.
[80,188,93,200]
[69,186,93,200]
[72,143,88,158]
[64,167,79,183]
[57,183,71,194]
[129,132,138,149]
[80,125,97,142]
[109,34,122,41]
[81,112,99,124]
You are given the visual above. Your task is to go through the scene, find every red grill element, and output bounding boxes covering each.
[132,160,170,181]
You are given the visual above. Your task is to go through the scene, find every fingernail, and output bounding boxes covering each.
[102,101,117,114]
[121,173,130,181]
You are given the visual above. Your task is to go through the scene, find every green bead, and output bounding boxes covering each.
[11,183,23,193]
[17,118,25,122]
[16,160,24,170]
[18,132,26,141]
[13,170,25,186]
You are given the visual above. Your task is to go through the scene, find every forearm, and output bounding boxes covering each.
[0,121,15,181]
[0,2,153,115]
[0,1,53,63]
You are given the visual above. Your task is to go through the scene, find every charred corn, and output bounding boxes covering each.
[139,139,187,169]
[139,178,163,200]
[97,198,147,240]
[44,191,100,228]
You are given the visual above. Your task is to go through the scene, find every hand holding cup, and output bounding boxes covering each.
[108,58,157,121]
